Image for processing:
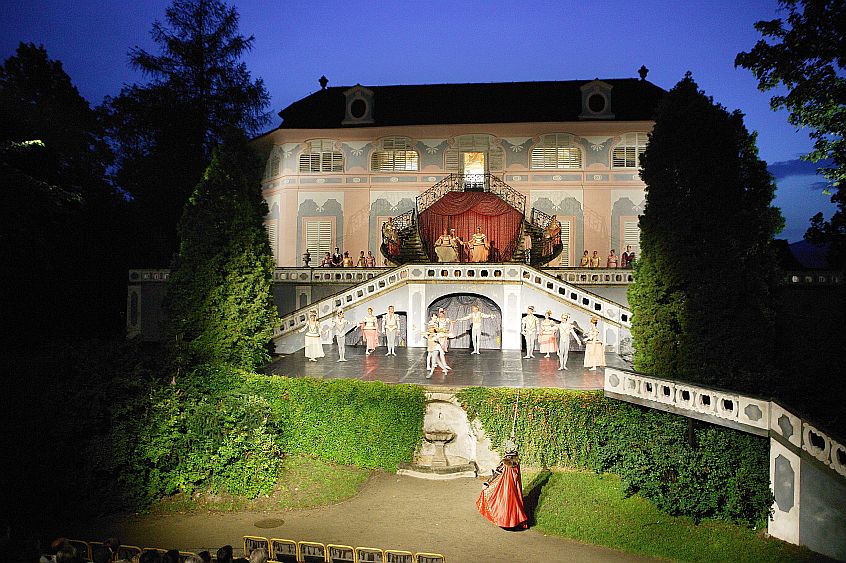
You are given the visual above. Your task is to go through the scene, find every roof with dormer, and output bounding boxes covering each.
[274,78,666,129]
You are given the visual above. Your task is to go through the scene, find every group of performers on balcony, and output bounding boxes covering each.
[433,226,491,262]
[300,303,606,372]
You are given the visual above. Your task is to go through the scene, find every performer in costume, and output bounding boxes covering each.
[383,218,400,257]
[521,306,538,359]
[457,304,493,354]
[434,228,460,262]
[543,214,561,255]
[326,309,352,362]
[556,313,583,370]
[465,226,490,262]
[589,250,601,268]
[476,451,528,529]
[579,250,590,267]
[298,311,324,361]
[356,250,366,267]
[539,310,559,357]
[522,231,532,264]
[331,247,343,267]
[360,307,379,355]
[607,249,618,269]
[365,250,376,267]
[382,305,400,356]
[583,316,606,371]
[433,308,454,352]
[621,245,635,268]
[425,326,450,378]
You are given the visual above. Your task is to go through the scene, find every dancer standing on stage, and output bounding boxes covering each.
[361,307,379,355]
[539,310,559,357]
[583,316,606,371]
[327,309,352,362]
[299,311,324,362]
[466,226,490,262]
[382,305,400,356]
[521,306,538,358]
[425,326,451,378]
[457,304,493,354]
[433,308,454,352]
[556,313,583,370]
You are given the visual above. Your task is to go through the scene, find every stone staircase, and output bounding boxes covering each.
[381,217,428,265]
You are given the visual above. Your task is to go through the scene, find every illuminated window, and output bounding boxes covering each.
[612,132,648,168]
[444,134,505,172]
[371,137,419,171]
[299,139,343,173]
[530,134,582,169]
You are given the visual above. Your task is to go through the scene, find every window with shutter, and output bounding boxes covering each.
[559,220,572,266]
[530,134,582,169]
[299,139,344,173]
[304,220,333,258]
[265,222,278,260]
[371,137,419,171]
[623,220,640,252]
[444,149,460,171]
[612,132,648,168]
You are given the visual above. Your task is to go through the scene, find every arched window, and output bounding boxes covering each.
[371,137,419,171]
[612,132,648,168]
[299,139,344,173]
[530,134,582,169]
[444,134,505,172]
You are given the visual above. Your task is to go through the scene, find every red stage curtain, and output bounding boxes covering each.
[419,192,523,261]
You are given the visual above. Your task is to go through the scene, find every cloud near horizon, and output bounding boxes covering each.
[767,158,833,179]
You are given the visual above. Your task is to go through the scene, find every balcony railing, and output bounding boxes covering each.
[415,174,525,215]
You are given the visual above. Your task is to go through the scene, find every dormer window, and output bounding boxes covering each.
[342,85,374,125]
[579,80,615,120]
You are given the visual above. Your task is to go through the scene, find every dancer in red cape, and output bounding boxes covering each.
[476,453,528,529]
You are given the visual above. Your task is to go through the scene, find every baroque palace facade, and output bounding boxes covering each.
[252,73,665,267]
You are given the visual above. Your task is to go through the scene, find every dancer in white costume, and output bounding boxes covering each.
[556,313,583,370]
[583,316,606,371]
[457,304,493,354]
[521,306,539,359]
[298,311,324,361]
[433,308,455,352]
[539,310,559,358]
[425,326,450,378]
[326,310,352,362]
[382,305,400,356]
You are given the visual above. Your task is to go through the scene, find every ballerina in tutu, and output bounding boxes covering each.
[360,307,379,355]
[298,311,324,361]
[583,316,606,371]
[539,310,559,358]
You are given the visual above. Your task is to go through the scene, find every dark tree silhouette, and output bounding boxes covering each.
[628,74,783,394]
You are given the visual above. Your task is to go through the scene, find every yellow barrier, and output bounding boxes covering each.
[298,540,327,562]
[415,553,446,563]
[67,540,90,561]
[244,535,271,559]
[385,549,414,563]
[270,537,298,563]
[356,546,385,563]
[327,543,355,563]
[117,545,143,561]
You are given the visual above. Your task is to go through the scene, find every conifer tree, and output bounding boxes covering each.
[165,130,277,371]
[628,74,783,393]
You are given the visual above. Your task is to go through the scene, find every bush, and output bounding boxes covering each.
[458,387,772,526]
[114,367,426,507]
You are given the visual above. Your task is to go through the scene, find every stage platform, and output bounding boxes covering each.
[263,347,630,389]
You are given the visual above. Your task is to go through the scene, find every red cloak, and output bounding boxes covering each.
[476,461,528,529]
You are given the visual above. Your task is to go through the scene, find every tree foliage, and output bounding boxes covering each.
[628,74,783,393]
[736,0,846,267]
[0,43,127,337]
[165,130,277,371]
[106,0,270,264]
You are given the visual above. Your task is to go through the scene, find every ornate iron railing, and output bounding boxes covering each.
[531,207,553,230]
[416,175,462,213]
[489,174,526,215]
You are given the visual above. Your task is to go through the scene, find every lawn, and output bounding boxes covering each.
[522,468,827,563]
[152,455,372,513]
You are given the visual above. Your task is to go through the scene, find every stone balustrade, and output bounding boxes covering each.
[274,263,632,339]
[782,270,842,286]
[128,269,170,282]
[604,366,846,559]
[543,267,634,285]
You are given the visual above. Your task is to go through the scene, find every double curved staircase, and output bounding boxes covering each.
[381,174,563,267]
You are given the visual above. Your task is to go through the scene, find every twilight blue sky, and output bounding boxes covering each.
[1,0,837,241]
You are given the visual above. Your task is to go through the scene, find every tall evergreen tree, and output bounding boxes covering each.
[628,74,783,393]
[0,43,126,338]
[165,130,277,371]
[106,0,269,265]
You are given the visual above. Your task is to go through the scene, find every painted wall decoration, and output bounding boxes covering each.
[578,136,613,168]
[417,139,449,169]
[341,141,371,171]
[611,192,645,252]
[501,137,533,168]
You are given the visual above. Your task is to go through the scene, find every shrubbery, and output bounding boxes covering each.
[113,366,426,506]
[458,387,772,526]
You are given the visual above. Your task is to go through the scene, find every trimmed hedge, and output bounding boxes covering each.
[114,366,426,506]
[458,387,772,526]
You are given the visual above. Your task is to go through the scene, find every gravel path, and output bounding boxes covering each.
[63,473,656,563]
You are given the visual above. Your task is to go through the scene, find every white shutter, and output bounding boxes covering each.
[531,134,582,169]
[559,221,571,266]
[445,149,460,171]
[623,220,640,252]
[305,221,332,257]
[488,148,505,171]
[265,222,278,260]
